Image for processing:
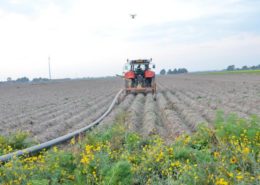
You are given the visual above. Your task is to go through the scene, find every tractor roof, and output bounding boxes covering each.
[129,59,151,64]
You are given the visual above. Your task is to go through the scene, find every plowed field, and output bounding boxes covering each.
[100,74,260,141]
[0,74,259,142]
[0,78,123,142]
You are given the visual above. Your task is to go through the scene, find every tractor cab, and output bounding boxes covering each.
[123,59,156,98]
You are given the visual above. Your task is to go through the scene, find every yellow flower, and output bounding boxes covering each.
[155,151,164,162]
[53,146,58,153]
[216,178,228,185]
[236,175,243,181]
[81,155,90,165]
[184,136,191,144]
[230,157,237,164]
[171,161,181,168]
[95,145,101,152]
[167,147,174,155]
[5,162,13,168]
[7,145,13,152]
[227,172,233,177]
[85,145,93,154]
[68,175,75,180]
[70,138,75,145]
[242,147,250,155]
[214,152,220,158]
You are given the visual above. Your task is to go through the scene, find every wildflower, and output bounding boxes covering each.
[155,151,164,162]
[167,147,174,155]
[242,147,250,155]
[216,178,228,185]
[93,170,97,179]
[214,152,220,158]
[53,146,58,153]
[230,157,237,164]
[94,145,101,152]
[7,145,13,152]
[81,155,90,165]
[227,172,233,177]
[5,162,12,168]
[171,161,181,168]
[184,136,191,144]
[68,175,75,180]
[236,175,243,181]
[147,178,152,185]
[85,145,93,154]
[70,138,75,145]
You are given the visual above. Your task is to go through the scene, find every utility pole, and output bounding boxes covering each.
[48,56,52,80]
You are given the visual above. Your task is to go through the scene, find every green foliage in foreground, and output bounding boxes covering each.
[0,131,34,156]
[0,113,259,185]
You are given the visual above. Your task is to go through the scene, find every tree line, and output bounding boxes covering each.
[159,68,188,75]
[6,77,50,83]
[226,64,260,71]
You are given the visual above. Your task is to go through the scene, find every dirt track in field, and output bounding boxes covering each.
[0,74,259,142]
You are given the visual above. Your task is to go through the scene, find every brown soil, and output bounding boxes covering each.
[1,74,259,142]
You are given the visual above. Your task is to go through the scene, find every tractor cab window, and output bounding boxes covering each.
[123,64,131,72]
[133,64,146,75]
[133,64,146,71]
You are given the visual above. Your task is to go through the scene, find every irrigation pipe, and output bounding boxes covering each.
[0,89,124,163]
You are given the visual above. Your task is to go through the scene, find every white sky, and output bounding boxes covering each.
[0,0,260,80]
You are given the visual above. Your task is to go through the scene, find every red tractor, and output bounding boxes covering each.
[123,59,156,99]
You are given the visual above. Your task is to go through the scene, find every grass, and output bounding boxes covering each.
[201,70,260,75]
[0,131,35,156]
[0,112,259,185]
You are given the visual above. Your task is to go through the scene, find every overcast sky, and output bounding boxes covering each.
[0,0,260,80]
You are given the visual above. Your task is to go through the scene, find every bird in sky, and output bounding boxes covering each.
[130,14,137,19]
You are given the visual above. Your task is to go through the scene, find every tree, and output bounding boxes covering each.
[167,69,173,75]
[242,66,248,70]
[32,78,49,82]
[7,77,12,82]
[227,65,235,71]
[180,68,188,73]
[16,77,29,83]
[160,69,166,75]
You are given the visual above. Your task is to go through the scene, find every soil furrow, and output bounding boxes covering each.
[99,94,135,127]
[141,94,160,136]
[164,91,207,131]
[173,90,216,123]
[36,97,113,142]
[2,91,114,128]
[125,94,145,132]
[156,93,191,138]
[24,96,114,138]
